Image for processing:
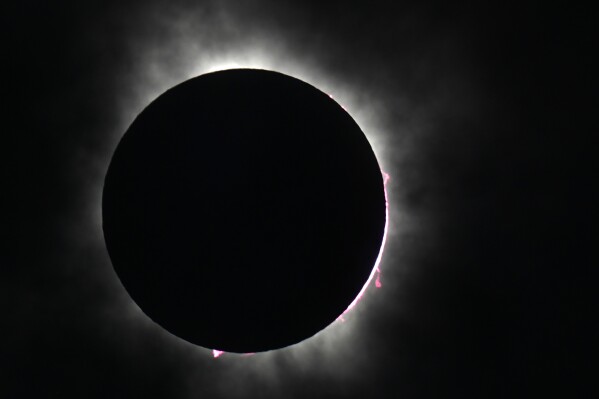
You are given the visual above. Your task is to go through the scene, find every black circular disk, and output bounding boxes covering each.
[102,69,386,353]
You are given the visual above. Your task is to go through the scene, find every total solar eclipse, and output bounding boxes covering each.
[102,69,386,353]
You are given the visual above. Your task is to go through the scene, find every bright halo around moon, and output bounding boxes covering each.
[84,13,399,375]
[103,68,390,356]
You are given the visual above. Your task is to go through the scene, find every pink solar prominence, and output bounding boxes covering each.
[212,350,224,358]
[338,170,389,318]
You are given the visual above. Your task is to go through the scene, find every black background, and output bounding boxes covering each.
[2,1,595,398]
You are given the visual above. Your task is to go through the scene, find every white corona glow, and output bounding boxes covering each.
[94,14,398,376]
[116,58,393,359]
[116,45,391,168]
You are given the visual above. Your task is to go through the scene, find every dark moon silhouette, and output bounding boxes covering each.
[102,69,386,353]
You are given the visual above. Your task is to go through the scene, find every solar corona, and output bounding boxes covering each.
[102,69,387,354]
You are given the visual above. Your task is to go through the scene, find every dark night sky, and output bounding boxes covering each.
[2,1,596,398]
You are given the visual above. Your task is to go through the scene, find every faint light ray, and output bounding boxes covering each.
[103,19,397,364]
